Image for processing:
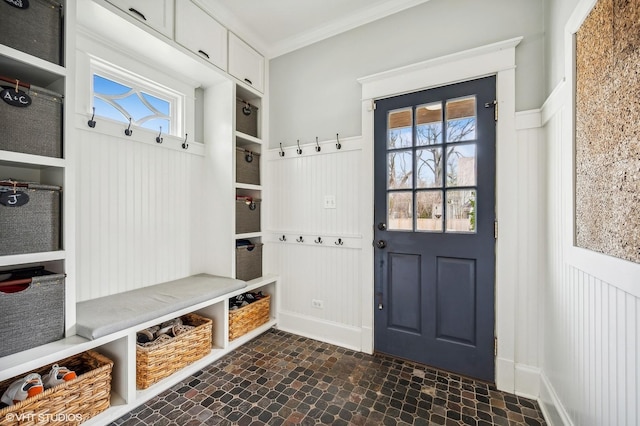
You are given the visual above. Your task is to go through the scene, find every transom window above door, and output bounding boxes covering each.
[386,95,478,233]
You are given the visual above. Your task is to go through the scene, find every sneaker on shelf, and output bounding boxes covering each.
[42,364,77,389]
[1,373,44,406]
[171,324,194,337]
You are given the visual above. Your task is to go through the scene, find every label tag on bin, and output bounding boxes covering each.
[0,191,29,207]
[4,0,29,9]
[1,87,32,107]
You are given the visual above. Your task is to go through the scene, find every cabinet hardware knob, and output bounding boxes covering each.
[198,50,210,59]
[128,8,146,20]
[244,78,253,85]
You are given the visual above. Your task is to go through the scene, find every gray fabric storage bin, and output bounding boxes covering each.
[0,181,61,255]
[236,198,261,234]
[0,0,63,65]
[236,243,263,281]
[236,99,258,137]
[0,267,65,357]
[236,148,260,185]
[0,82,63,158]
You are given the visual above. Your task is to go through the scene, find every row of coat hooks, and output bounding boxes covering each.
[278,235,344,246]
[87,107,189,149]
[278,133,342,157]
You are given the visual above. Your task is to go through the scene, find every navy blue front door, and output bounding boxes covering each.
[373,76,496,382]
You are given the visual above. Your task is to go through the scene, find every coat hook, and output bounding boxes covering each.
[336,133,341,150]
[156,126,163,144]
[87,107,96,128]
[296,139,302,155]
[279,235,286,242]
[315,137,321,152]
[314,236,323,244]
[296,236,304,243]
[335,238,343,246]
[124,117,133,136]
[182,133,189,149]
[279,143,285,157]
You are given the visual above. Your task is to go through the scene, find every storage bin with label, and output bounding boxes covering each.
[0,0,63,65]
[235,240,263,281]
[0,78,63,158]
[236,98,258,137]
[0,181,61,256]
[236,148,260,185]
[235,196,261,234]
[0,266,65,357]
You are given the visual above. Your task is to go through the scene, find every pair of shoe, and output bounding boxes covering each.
[136,317,194,347]
[229,291,266,310]
[0,364,76,406]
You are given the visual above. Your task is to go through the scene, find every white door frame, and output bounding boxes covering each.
[358,37,522,392]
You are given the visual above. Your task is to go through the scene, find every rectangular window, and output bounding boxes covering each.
[90,58,183,136]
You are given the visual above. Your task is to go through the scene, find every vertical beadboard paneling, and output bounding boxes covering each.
[76,130,200,301]
[543,97,640,425]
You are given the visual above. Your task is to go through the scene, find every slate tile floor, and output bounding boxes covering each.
[112,329,546,425]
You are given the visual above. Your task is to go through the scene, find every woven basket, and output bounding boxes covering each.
[136,313,212,389]
[228,295,271,341]
[0,350,113,426]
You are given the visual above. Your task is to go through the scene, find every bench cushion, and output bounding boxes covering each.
[76,274,246,340]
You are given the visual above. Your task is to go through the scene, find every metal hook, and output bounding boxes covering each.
[314,237,323,244]
[335,238,343,246]
[279,143,285,157]
[315,137,321,152]
[182,133,189,149]
[336,133,341,150]
[279,235,287,242]
[124,117,133,136]
[296,139,302,155]
[87,107,96,128]
[296,236,304,243]
[156,126,163,144]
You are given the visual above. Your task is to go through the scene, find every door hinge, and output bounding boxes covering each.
[494,337,498,357]
[372,100,377,111]
[485,100,498,121]
[494,221,498,239]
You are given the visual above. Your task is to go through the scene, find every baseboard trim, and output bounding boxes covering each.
[277,310,363,351]
[539,372,573,426]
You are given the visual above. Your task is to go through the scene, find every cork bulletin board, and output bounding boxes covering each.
[575,0,640,264]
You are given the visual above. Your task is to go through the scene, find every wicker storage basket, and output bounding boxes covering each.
[0,181,61,256]
[236,148,260,185]
[236,243,263,281]
[235,99,258,137]
[235,198,261,234]
[0,267,65,357]
[0,350,113,426]
[228,295,270,341]
[136,313,212,389]
[0,79,63,158]
[0,0,63,65]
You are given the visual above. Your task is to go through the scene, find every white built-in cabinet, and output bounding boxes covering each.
[0,0,273,424]
[175,0,227,71]
[106,0,175,38]
[229,32,265,93]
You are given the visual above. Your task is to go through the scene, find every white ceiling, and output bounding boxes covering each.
[197,0,431,58]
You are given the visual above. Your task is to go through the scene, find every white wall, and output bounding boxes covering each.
[543,0,580,95]
[269,0,545,146]
[539,0,640,424]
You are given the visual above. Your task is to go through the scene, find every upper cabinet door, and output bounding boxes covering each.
[107,0,175,38]
[228,33,265,93]
[175,1,227,71]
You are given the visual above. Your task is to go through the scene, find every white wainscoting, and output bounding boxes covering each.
[75,126,204,301]
[541,80,640,426]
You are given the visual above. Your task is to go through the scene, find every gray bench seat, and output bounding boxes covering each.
[76,274,246,340]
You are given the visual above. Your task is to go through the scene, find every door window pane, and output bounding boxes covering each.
[388,150,413,189]
[446,144,477,187]
[446,96,476,142]
[416,102,442,146]
[388,108,413,148]
[388,192,413,231]
[416,191,443,232]
[416,148,443,188]
[446,189,476,233]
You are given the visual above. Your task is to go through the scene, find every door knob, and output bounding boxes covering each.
[377,222,386,230]
[376,240,387,249]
